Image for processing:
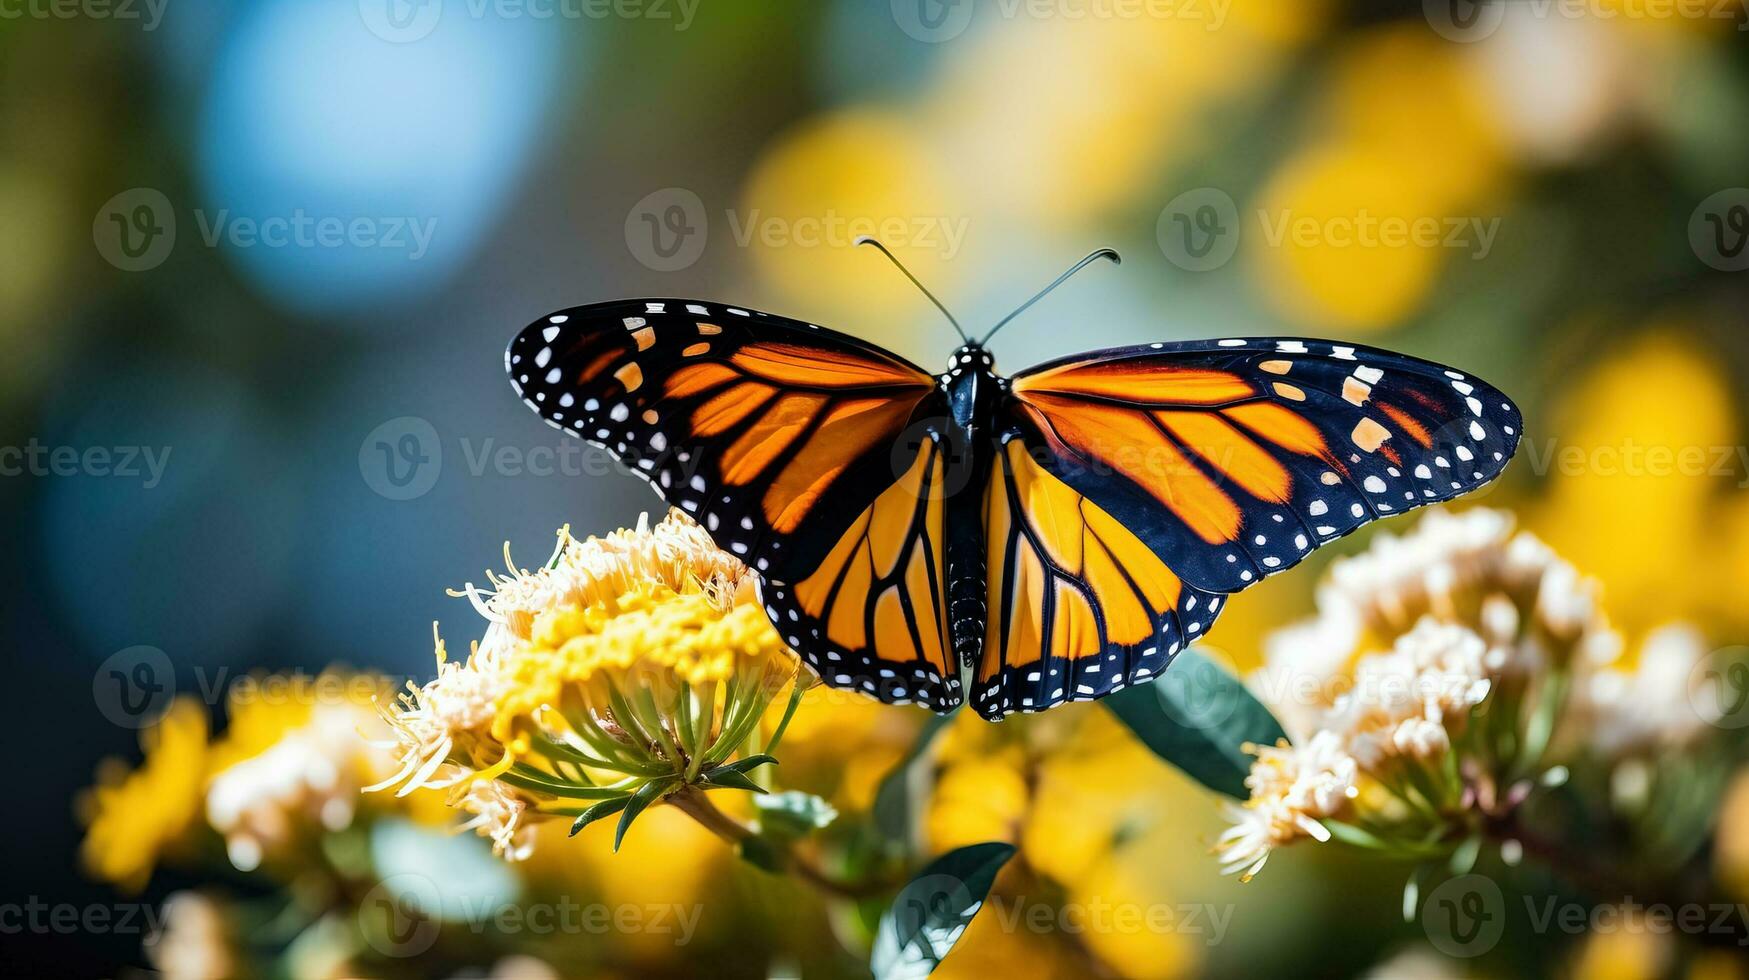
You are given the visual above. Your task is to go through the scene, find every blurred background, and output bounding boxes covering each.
[4,0,1749,977]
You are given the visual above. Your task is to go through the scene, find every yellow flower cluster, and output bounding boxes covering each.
[79,670,418,892]
[79,700,209,892]
[371,511,802,859]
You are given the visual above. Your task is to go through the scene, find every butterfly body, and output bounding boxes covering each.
[939,344,1001,674]
[509,299,1521,720]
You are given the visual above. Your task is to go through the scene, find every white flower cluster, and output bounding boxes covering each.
[1221,508,1716,879]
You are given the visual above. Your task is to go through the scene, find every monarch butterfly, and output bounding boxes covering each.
[507,241,1520,720]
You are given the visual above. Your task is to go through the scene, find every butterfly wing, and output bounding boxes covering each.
[507,300,961,710]
[976,435,1224,719]
[972,337,1520,720]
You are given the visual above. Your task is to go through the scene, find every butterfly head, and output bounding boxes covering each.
[949,344,995,375]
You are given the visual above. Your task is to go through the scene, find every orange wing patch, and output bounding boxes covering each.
[983,440,1184,680]
[1013,360,1255,405]
[664,345,934,531]
[790,439,951,682]
[1018,391,1243,544]
[732,342,933,390]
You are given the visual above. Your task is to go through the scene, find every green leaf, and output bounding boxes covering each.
[754,791,838,842]
[870,842,1015,980]
[873,712,954,842]
[569,797,631,837]
[1322,819,1391,850]
[722,753,780,774]
[699,767,768,794]
[1104,647,1286,799]
[613,777,676,851]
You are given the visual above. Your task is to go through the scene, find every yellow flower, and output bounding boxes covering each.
[372,511,803,858]
[204,670,409,872]
[926,756,1030,854]
[738,109,960,330]
[1713,768,1749,903]
[1530,328,1740,638]
[79,698,208,892]
[1068,852,1200,980]
[1569,912,1672,980]
[921,1,1329,230]
[1252,26,1511,330]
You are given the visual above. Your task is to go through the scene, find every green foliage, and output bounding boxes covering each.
[1104,647,1287,798]
[869,842,1015,980]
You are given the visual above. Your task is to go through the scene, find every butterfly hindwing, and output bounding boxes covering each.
[757,428,959,711]
[974,437,1222,720]
[1005,337,1521,595]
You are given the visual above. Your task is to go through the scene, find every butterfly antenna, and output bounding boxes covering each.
[855,236,971,344]
[980,248,1121,345]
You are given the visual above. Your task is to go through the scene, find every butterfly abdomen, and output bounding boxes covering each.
[947,536,986,673]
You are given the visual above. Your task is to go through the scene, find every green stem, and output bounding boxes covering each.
[665,787,893,900]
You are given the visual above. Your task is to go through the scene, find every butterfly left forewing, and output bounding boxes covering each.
[508,299,939,578]
[508,299,960,710]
